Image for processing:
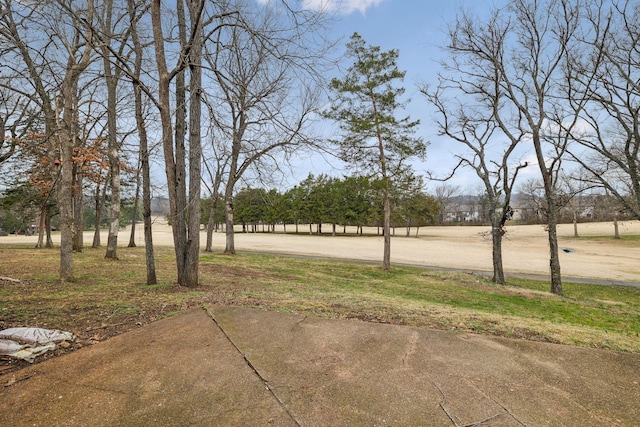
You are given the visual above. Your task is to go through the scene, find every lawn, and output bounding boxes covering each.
[1,244,639,374]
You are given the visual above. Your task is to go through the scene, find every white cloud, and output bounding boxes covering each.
[301,0,384,15]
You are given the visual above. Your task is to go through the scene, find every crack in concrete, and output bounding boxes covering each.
[204,308,301,427]
[427,376,524,427]
[462,376,527,427]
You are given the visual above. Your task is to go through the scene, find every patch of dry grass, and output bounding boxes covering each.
[1,245,639,360]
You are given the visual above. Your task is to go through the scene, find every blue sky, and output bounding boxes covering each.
[289,0,512,192]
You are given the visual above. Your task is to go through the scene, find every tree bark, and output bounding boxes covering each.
[128,0,156,284]
[224,197,235,254]
[128,170,141,248]
[491,223,505,285]
[72,165,84,252]
[103,0,121,260]
[172,0,188,282]
[151,0,204,286]
[58,21,94,280]
[382,187,391,270]
[224,119,243,254]
[57,108,76,282]
[184,0,203,287]
[45,213,53,248]
[545,195,563,295]
[205,192,217,252]
[92,178,107,248]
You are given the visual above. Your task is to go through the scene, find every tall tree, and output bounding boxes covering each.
[446,0,583,294]
[184,0,204,286]
[96,0,129,260]
[568,0,640,220]
[324,33,425,270]
[150,0,205,286]
[205,1,328,255]
[126,0,156,284]
[423,86,528,285]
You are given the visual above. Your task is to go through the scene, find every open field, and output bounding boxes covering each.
[1,242,639,368]
[4,219,640,282]
[2,219,639,377]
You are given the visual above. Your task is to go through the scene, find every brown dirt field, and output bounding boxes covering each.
[2,219,639,282]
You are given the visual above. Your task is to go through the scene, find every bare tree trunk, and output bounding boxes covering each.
[45,213,53,248]
[103,0,121,261]
[613,212,620,239]
[184,0,203,287]
[205,192,217,252]
[151,0,205,286]
[128,169,141,247]
[152,0,181,275]
[224,105,247,254]
[58,33,93,281]
[224,197,235,254]
[573,209,579,238]
[92,179,107,248]
[546,198,563,295]
[72,166,84,252]
[36,207,46,248]
[382,187,391,270]
[128,0,156,284]
[57,117,75,281]
[491,223,505,285]
[172,0,188,281]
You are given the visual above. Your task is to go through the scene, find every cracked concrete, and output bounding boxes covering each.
[1,306,639,426]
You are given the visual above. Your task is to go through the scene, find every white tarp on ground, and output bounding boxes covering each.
[0,328,74,363]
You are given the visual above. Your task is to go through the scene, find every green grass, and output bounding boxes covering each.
[1,245,639,353]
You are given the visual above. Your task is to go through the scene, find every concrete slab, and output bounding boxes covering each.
[1,306,639,426]
[209,305,640,426]
[0,309,295,426]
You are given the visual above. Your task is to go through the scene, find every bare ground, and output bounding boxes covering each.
[3,219,639,282]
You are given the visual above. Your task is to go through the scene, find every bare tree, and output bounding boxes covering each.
[432,184,460,224]
[126,0,156,284]
[446,0,584,295]
[95,0,131,260]
[201,112,230,252]
[1,1,60,248]
[204,1,331,255]
[423,85,528,284]
[0,90,33,165]
[150,0,208,286]
[1,0,96,281]
[567,0,640,220]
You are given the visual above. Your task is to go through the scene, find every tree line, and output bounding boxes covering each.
[204,174,439,238]
[1,0,639,295]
